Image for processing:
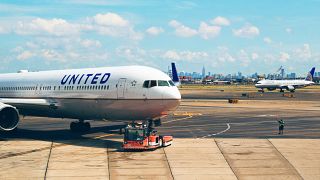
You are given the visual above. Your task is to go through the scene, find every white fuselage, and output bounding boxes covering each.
[255,79,314,91]
[0,66,181,121]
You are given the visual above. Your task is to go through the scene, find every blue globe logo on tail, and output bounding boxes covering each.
[306,67,315,81]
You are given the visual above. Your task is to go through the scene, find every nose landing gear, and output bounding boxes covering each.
[70,120,91,132]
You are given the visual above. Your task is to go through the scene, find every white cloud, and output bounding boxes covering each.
[216,46,235,62]
[17,51,33,60]
[294,43,311,60]
[279,52,290,62]
[163,50,180,60]
[233,24,260,38]
[198,22,221,39]
[163,50,208,61]
[146,26,164,36]
[93,13,128,27]
[0,26,9,34]
[15,18,79,36]
[169,20,197,37]
[263,37,272,44]
[211,16,230,26]
[285,28,292,33]
[251,53,259,60]
[80,39,102,48]
[91,13,142,40]
[238,49,250,66]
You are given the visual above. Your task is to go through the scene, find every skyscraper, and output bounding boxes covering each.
[202,66,206,78]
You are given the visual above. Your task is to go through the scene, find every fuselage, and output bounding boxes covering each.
[255,79,314,90]
[0,66,181,121]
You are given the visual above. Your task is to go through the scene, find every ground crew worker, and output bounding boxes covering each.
[278,119,285,135]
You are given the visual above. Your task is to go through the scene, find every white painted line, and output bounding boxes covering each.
[200,123,230,138]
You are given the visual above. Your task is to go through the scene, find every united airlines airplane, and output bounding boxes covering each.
[255,67,315,92]
[0,65,181,132]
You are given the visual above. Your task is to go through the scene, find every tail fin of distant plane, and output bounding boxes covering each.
[171,62,180,86]
[305,67,315,81]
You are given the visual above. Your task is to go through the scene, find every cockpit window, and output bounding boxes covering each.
[168,80,175,86]
[158,80,169,86]
[150,80,157,87]
[143,80,150,88]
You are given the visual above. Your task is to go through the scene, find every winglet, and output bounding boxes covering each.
[171,62,180,86]
[306,67,315,81]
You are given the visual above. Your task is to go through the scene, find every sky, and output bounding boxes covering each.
[0,0,320,76]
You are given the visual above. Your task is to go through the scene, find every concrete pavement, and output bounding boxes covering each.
[1,138,319,180]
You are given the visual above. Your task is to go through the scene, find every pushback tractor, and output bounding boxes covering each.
[122,121,173,150]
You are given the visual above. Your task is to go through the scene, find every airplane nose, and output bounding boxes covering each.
[163,87,181,100]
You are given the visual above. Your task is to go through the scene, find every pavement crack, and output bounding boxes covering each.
[163,148,175,180]
[214,139,239,180]
[267,139,304,180]
[44,141,53,180]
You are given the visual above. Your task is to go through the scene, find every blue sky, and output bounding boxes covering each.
[0,0,320,76]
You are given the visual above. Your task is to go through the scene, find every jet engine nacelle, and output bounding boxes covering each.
[267,88,276,91]
[0,102,20,131]
[286,85,295,91]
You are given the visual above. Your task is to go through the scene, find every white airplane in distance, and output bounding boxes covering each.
[0,65,181,132]
[255,67,315,93]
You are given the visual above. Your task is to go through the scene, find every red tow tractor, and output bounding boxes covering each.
[122,121,173,150]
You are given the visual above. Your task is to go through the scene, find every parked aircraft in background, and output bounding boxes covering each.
[0,65,181,132]
[255,67,315,92]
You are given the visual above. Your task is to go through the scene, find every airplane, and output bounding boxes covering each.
[255,67,315,93]
[0,65,181,132]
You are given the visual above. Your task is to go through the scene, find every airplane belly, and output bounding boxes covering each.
[17,98,180,120]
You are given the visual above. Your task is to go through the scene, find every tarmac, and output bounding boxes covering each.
[1,90,320,179]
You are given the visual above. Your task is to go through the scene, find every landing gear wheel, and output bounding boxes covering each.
[84,122,91,132]
[70,122,77,132]
[70,121,91,133]
[154,119,162,127]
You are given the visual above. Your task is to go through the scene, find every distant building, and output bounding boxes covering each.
[202,66,206,78]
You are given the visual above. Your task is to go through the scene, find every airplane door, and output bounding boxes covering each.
[117,78,126,99]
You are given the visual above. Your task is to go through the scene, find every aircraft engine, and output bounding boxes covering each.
[286,85,295,91]
[267,88,276,91]
[0,103,19,131]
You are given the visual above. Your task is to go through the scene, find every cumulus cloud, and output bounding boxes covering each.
[93,13,128,27]
[263,37,272,44]
[251,53,259,60]
[294,43,311,60]
[169,20,197,37]
[238,49,251,66]
[285,28,292,33]
[17,51,33,60]
[279,52,290,62]
[163,50,208,61]
[198,22,221,39]
[233,24,260,38]
[15,18,79,36]
[211,16,230,26]
[0,26,9,34]
[146,26,164,36]
[216,47,235,62]
[80,39,102,48]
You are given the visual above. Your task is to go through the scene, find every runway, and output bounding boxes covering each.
[1,89,320,179]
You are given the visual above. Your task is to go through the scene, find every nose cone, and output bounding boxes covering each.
[162,86,181,111]
[165,86,181,100]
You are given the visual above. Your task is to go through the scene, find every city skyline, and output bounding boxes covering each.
[0,0,319,75]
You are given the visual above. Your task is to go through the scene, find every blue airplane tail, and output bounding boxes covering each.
[305,67,315,81]
[171,62,179,82]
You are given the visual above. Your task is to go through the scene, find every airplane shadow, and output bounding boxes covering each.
[0,124,126,150]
